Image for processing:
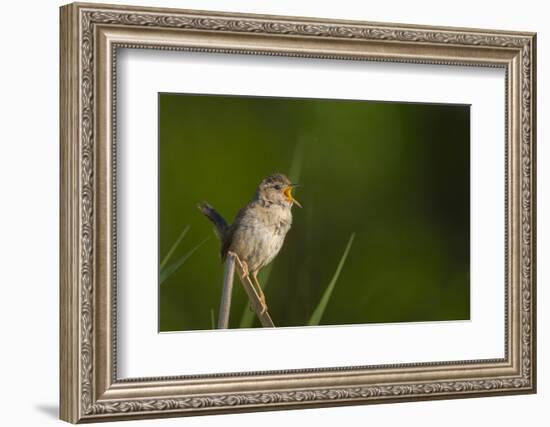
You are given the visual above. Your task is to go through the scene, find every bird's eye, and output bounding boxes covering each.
[274,184,281,190]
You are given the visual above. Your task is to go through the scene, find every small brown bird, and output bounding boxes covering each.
[198,173,301,311]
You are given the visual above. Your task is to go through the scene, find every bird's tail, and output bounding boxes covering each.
[197,202,228,240]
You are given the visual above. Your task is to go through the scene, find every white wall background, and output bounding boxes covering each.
[0,0,545,426]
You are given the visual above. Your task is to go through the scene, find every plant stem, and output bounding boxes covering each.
[217,253,236,329]
[230,252,275,328]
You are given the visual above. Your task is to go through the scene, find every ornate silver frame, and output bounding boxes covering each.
[60,2,537,423]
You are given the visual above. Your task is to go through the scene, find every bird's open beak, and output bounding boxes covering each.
[284,184,302,208]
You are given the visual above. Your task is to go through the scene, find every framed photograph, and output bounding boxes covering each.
[60,2,537,423]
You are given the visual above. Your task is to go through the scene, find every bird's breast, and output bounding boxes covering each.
[229,206,292,271]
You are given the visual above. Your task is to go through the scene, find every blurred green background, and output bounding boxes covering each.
[159,93,470,331]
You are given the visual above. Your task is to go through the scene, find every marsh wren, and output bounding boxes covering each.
[198,173,301,311]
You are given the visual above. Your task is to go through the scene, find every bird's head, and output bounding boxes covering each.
[256,173,302,208]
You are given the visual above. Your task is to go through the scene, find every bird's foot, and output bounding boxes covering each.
[229,252,249,280]
[248,300,267,315]
[259,302,268,315]
[255,287,267,314]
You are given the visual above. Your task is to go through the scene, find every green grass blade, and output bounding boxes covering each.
[308,232,355,326]
[210,308,216,329]
[160,225,190,271]
[288,138,305,183]
[160,237,210,284]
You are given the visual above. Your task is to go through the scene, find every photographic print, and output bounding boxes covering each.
[61,4,536,421]
[158,93,470,331]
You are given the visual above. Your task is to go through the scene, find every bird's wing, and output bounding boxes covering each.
[220,222,235,261]
[220,203,255,261]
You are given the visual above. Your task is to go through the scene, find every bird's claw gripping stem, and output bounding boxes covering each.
[229,251,268,315]
[230,252,249,280]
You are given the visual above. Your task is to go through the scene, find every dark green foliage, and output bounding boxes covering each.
[159,93,470,331]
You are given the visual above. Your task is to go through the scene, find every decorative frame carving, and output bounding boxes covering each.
[60,2,536,423]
